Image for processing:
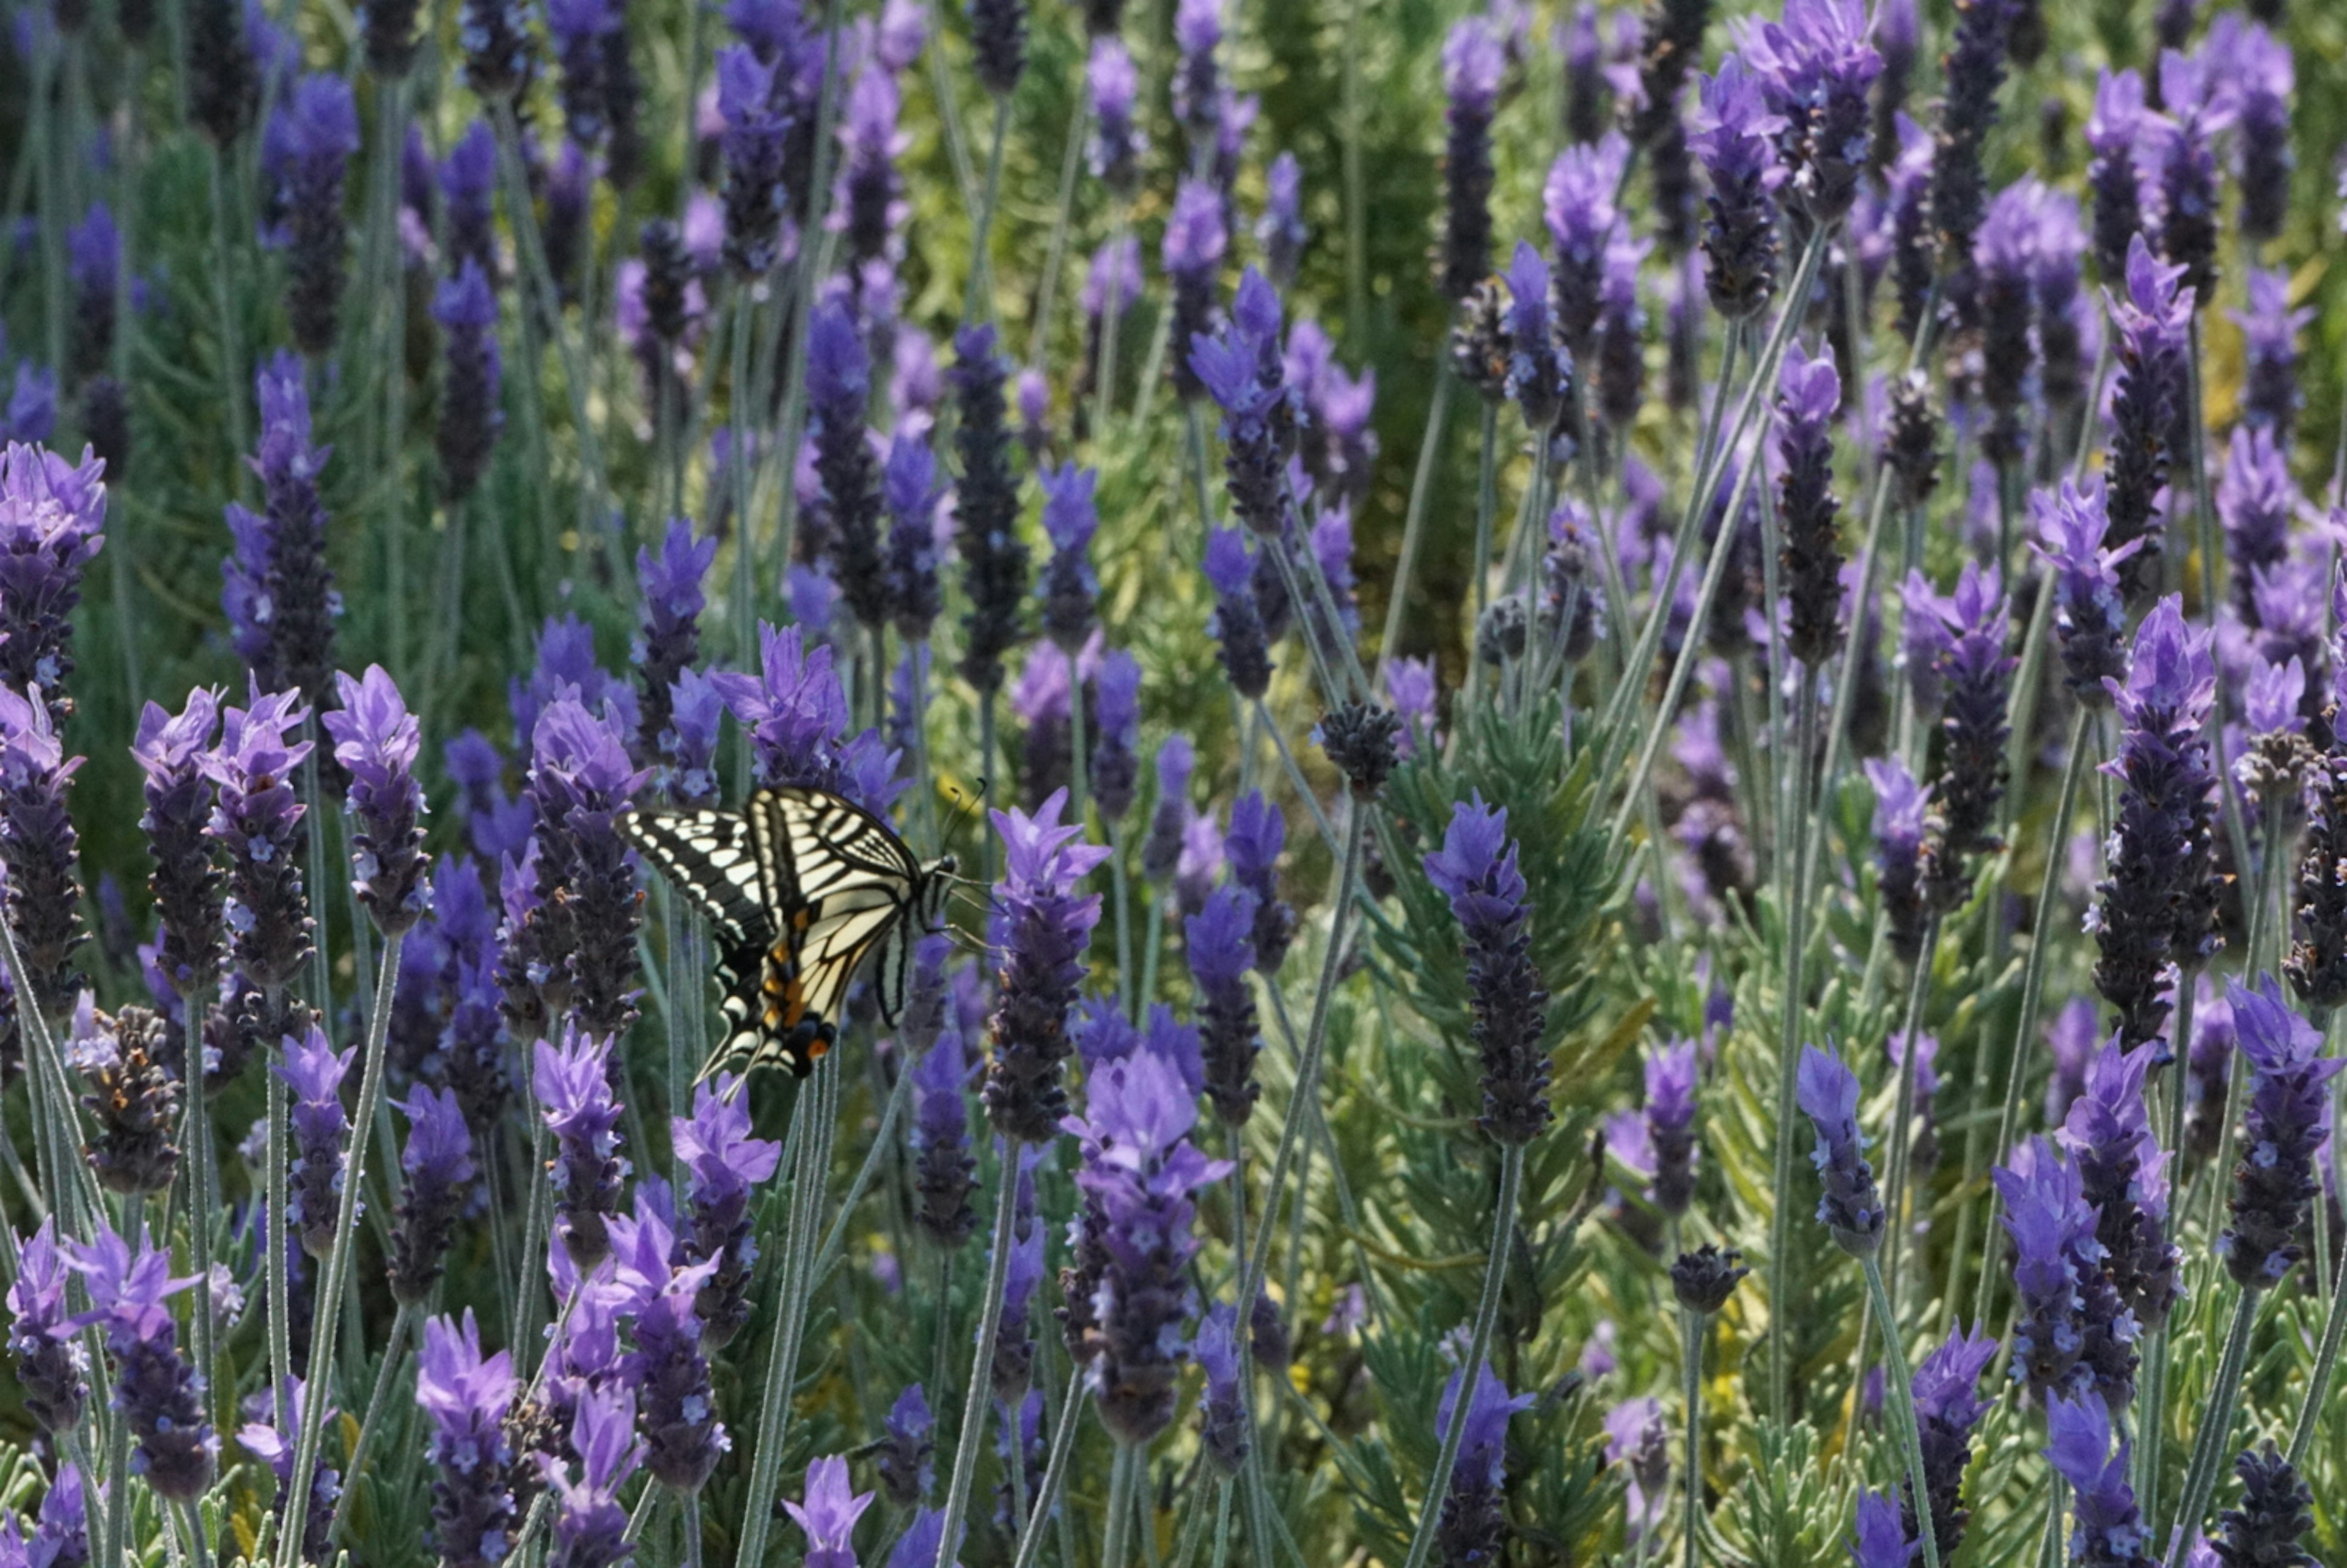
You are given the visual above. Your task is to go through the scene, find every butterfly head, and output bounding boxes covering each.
[919,854,958,929]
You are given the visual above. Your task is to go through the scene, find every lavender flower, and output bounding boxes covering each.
[204,683,313,1058]
[2225,21,2292,244]
[2232,269,2308,444]
[65,203,117,382]
[1796,1045,1882,1255]
[1164,181,1228,403]
[2045,1393,2153,1568]
[1853,1492,1912,1568]
[0,686,87,1019]
[1971,181,2040,466]
[1258,150,1306,287]
[2059,1040,2181,1331]
[713,621,851,790]
[2221,977,2345,1288]
[1925,0,2015,273]
[1745,0,1881,222]
[1141,736,1194,885]
[952,325,1031,695]
[2218,427,2295,623]
[2211,1446,2315,1568]
[906,942,978,1251]
[1424,797,1552,1145]
[1919,562,2013,911]
[459,0,535,100]
[1901,1324,1997,1561]
[1593,233,1648,431]
[1775,339,1843,668]
[1996,1138,2136,1406]
[1543,133,1629,354]
[718,46,792,280]
[1628,0,1708,152]
[2084,70,2144,284]
[272,74,360,357]
[434,260,505,504]
[966,0,1024,98]
[279,1023,355,1257]
[2090,598,2219,1053]
[1091,651,1141,822]
[419,1310,520,1568]
[325,665,430,936]
[2031,480,2141,701]
[632,519,718,782]
[1172,0,1222,147]
[981,791,1110,1143]
[1670,1244,1747,1313]
[1191,270,1293,542]
[0,442,106,723]
[1037,463,1100,654]
[1689,59,1784,321]
[6,1219,89,1434]
[1061,1043,1232,1445]
[189,0,257,144]
[2148,51,2224,304]
[389,1085,476,1306]
[878,1386,934,1506]
[2103,236,2193,604]
[611,1215,726,1492]
[540,1385,643,1568]
[440,123,498,281]
[1186,882,1260,1127]
[1433,1365,1532,1566]
[1195,1304,1247,1471]
[882,433,944,643]
[548,0,618,148]
[30,1464,88,1568]
[65,1225,216,1500]
[1087,39,1144,197]
[70,1000,182,1196]
[1501,243,1572,438]
[1441,18,1504,301]
[535,1025,630,1270]
[528,697,648,1038]
[1203,528,1273,702]
[1866,757,1930,963]
[807,302,886,632]
[674,1076,782,1346]
[224,354,341,716]
[1227,791,1293,976]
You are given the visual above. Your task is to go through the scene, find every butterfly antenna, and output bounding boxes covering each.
[939,777,992,855]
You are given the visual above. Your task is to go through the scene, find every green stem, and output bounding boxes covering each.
[1026,90,1091,369]
[930,1136,1023,1568]
[1878,909,1941,1314]
[2162,1286,2260,1564]
[1397,1145,1524,1568]
[2288,1233,2347,1466]
[1863,1257,1943,1568]
[280,929,405,1568]
[205,141,250,500]
[964,95,1013,326]
[1765,673,1821,1418]
[1680,1308,1705,1568]
[1340,0,1366,350]
[1010,1369,1088,1568]
[1103,1442,1139,1568]
[329,1302,416,1544]
[729,294,757,680]
[1375,371,1454,684]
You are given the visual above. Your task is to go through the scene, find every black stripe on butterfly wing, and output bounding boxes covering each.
[703,936,826,1090]
[873,914,914,1026]
[619,808,771,947]
[758,787,924,893]
[789,889,914,1031]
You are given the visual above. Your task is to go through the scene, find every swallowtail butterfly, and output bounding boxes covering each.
[619,787,955,1088]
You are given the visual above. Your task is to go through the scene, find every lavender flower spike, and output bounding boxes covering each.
[1688,59,1784,322]
[1038,463,1100,654]
[279,1022,356,1257]
[2059,1039,2182,1333]
[0,442,108,725]
[1433,1365,1533,1566]
[1186,881,1262,1127]
[786,1455,876,1567]
[325,665,430,936]
[389,1085,476,1306]
[540,1383,643,1568]
[1867,757,1930,964]
[433,260,505,504]
[1994,1137,2136,1407]
[2045,1392,2154,1568]
[1903,1324,1997,1561]
[134,687,226,1009]
[6,1218,89,1434]
[1774,338,1843,669]
[2030,480,2140,702]
[64,1225,216,1500]
[674,1075,784,1347]
[0,684,90,1018]
[1440,17,1504,301]
[417,1310,521,1568]
[1795,1044,1882,1255]
[203,681,315,1050]
[717,46,792,281]
[273,73,361,357]
[535,1024,630,1269]
[2220,976,2345,1289]
[950,324,1031,697]
[632,519,718,780]
[980,789,1111,1143]
[1919,562,2014,912]
[2103,236,2194,606]
[1087,39,1144,197]
[1423,796,1552,1145]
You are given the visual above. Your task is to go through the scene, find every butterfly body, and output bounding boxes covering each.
[620,788,954,1088]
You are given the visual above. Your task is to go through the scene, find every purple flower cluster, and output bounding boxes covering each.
[224,354,342,719]
[1795,1046,1882,1255]
[673,1076,782,1346]
[2220,978,2344,1289]
[389,1085,476,1306]
[6,1219,89,1435]
[1994,1137,2137,1407]
[279,1022,355,1256]
[0,442,107,723]
[536,1024,631,1270]
[65,1225,217,1501]
[1424,797,1552,1146]
[981,791,1109,1143]
[0,685,89,1019]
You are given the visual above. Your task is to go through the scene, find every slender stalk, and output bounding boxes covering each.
[1878,908,1942,1314]
[807,1064,914,1287]
[205,142,251,499]
[1962,708,2095,1329]
[931,1140,1024,1568]
[736,1063,840,1566]
[1113,819,1136,1009]
[1010,1369,1088,1568]
[2288,1241,2347,1466]
[729,294,757,680]
[183,1023,220,1415]
[1027,91,1092,369]
[103,1200,141,1568]
[280,930,405,1568]
[1397,1145,1524,1568]
[1103,1442,1140,1568]
[1680,1307,1705,1568]
[1862,1256,1943,1568]
[2161,1286,2261,1564]
[1376,372,1455,685]
[1470,401,1499,630]
[328,1302,417,1543]
[1765,676,1822,1418]
[963,96,1013,326]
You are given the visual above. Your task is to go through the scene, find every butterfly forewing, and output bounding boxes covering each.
[630,787,942,1091]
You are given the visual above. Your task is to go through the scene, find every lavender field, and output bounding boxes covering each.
[0,0,2342,1561]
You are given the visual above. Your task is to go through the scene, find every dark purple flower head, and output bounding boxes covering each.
[1037,463,1100,653]
[1195,1303,1247,1471]
[1742,0,1881,221]
[528,697,648,1038]
[1903,1321,1998,1561]
[1186,881,1260,1126]
[539,1384,642,1568]
[1689,59,1785,322]
[7,1218,89,1434]
[2085,68,2145,284]
[279,1020,355,1257]
[831,64,907,268]
[2103,236,2194,601]
[1643,1039,1698,1215]
[1853,1492,1912,1568]
[2222,976,2344,1288]
[1202,527,1273,702]
[1923,0,2015,271]
[673,1075,782,1345]
[0,442,107,722]
[2031,480,2141,702]
[1919,562,2015,910]
[980,791,1110,1143]
[2046,1391,2153,1568]
[2217,427,2297,623]
[966,0,1026,98]
[713,621,851,789]
[631,519,718,782]
[1867,757,1930,962]
[1141,736,1196,885]
[2058,1038,2181,1332]
[2210,1445,2315,1568]
[2232,268,2310,444]
[1060,1042,1231,1445]
[806,302,888,632]
[1796,1045,1882,1254]
[1164,181,1229,401]
[1425,796,1552,1145]
[417,1308,519,1568]
[1774,337,1843,668]
[1995,1138,2137,1407]
[224,353,341,723]
[1258,151,1306,287]
[64,1223,216,1501]
[1543,131,1629,351]
[267,72,360,356]
[136,688,227,1012]
[325,665,430,936]
[878,1385,935,1506]
[389,1085,475,1307]
[1172,0,1223,143]
[1670,1244,1748,1314]
[1087,38,1144,196]
[66,203,119,381]
[950,324,1031,695]
[1499,241,1573,434]
[717,45,792,280]
[1433,1363,1533,1562]
[1089,650,1142,822]
[535,1024,630,1270]
[433,260,504,505]
[202,680,314,1002]
[2091,596,2220,1053]
[0,681,89,1023]
[1439,17,1504,300]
